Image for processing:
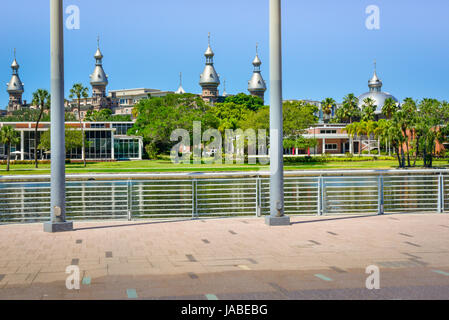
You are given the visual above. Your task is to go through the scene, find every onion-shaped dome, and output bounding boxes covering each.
[90,45,108,86]
[248,46,266,93]
[7,56,24,93]
[199,33,220,86]
[358,91,399,114]
[358,62,398,114]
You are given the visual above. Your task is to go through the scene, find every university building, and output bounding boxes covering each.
[0,121,143,161]
[299,65,400,155]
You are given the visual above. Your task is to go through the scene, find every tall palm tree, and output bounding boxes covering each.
[382,97,398,119]
[341,93,360,123]
[0,126,20,172]
[69,83,89,167]
[321,97,336,123]
[31,89,50,168]
[344,122,357,154]
[361,97,376,122]
[387,119,406,168]
[365,120,377,155]
[396,100,416,167]
[374,119,389,155]
[355,121,367,156]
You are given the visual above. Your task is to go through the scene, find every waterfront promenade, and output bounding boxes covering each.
[0,213,448,299]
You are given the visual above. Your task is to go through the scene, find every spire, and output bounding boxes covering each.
[204,32,215,63]
[199,32,220,86]
[11,48,19,72]
[368,59,382,92]
[7,48,24,94]
[248,43,266,102]
[222,79,228,97]
[90,38,108,88]
[252,43,262,69]
[94,36,104,63]
[175,72,186,94]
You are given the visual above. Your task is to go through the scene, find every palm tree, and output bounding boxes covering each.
[341,93,360,123]
[321,97,336,123]
[387,119,406,168]
[344,122,357,155]
[69,83,89,167]
[355,121,367,156]
[365,120,377,155]
[0,126,20,172]
[31,89,50,168]
[361,97,376,122]
[374,119,389,156]
[382,97,398,119]
[396,100,416,167]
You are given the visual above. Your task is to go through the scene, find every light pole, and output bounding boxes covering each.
[266,0,290,226]
[44,0,73,232]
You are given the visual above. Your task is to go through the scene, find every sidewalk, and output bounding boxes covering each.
[0,214,448,299]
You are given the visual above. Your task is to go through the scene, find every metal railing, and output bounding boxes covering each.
[0,170,447,223]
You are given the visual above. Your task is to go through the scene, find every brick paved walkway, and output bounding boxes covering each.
[0,214,448,299]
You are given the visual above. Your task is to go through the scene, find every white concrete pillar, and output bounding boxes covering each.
[20,130,25,160]
[111,133,115,160]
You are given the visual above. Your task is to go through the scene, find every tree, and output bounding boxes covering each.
[416,98,441,167]
[130,93,219,158]
[387,118,406,167]
[382,97,398,119]
[397,98,417,167]
[336,93,360,123]
[240,101,318,150]
[31,89,51,168]
[355,121,367,156]
[0,126,20,172]
[1,108,50,122]
[85,109,131,122]
[365,120,377,155]
[361,97,376,122]
[69,83,89,167]
[320,98,336,123]
[374,119,390,156]
[344,122,357,154]
[38,127,85,153]
[223,93,264,111]
[212,102,253,134]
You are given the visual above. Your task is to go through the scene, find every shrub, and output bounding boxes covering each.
[0,160,51,165]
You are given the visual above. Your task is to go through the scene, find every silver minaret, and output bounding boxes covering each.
[248,43,267,103]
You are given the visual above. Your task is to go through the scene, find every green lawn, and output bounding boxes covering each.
[1,159,448,175]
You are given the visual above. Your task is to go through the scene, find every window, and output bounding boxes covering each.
[91,123,106,128]
[320,129,337,134]
[112,123,133,135]
[325,144,337,151]
[114,138,140,159]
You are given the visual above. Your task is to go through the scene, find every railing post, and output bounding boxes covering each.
[319,176,325,215]
[317,176,321,216]
[438,174,443,213]
[127,180,132,221]
[441,174,445,213]
[192,179,198,218]
[378,175,384,215]
[256,177,261,217]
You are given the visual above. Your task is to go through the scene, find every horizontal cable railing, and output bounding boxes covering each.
[0,170,448,223]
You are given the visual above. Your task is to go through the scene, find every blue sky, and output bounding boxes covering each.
[1,0,448,109]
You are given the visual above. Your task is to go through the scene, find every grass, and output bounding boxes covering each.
[1,159,448,176]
